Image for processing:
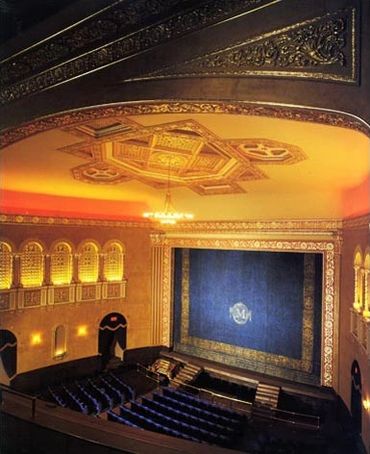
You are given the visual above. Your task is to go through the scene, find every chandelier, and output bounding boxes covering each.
[143,158,194,225]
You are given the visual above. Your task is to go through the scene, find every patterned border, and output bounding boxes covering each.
[1,101,369,149]
[155,235,338,387]
[137,8,357,84]
[179,249,315,373]
[0,0,275,105]
[0,213,152,229]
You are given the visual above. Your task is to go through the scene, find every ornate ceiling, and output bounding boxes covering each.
[61,118,306,195]
[0,108,369,221]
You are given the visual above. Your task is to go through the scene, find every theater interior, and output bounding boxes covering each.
[0,0,369,453]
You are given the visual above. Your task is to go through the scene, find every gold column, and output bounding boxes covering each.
[150,233,172,347]
[150,233,164,345]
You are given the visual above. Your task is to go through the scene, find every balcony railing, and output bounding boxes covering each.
[0,279,127,311]
[350,307,370,359]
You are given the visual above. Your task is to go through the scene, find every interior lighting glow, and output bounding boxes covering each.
[31,333,42,345]
[363,399,370,411]
[77,325,88,337]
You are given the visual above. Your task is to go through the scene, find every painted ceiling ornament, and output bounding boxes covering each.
[61,118,307,195]
[229,302,252,325]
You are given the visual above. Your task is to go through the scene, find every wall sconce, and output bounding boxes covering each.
[31,333,42,345]
[77,325,88,337]
[363,399,370,411]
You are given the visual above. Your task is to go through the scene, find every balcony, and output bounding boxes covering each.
[0,279,127,311]
[350,307,370,358]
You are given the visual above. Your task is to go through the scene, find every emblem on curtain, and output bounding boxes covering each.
[229,302,252,325]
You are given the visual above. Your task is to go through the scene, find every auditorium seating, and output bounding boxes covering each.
[43,369,137,415]
[194,371,256,402]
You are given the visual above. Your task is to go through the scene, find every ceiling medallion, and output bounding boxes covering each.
[61,118,307,195]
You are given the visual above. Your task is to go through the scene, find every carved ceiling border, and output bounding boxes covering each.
[164,219,343,233]
[0,213,152,229]
[154,235,339,387]
[0,213,343,233]
[136,8,358,84]
[1,101,369,150]
[0,0,275,105]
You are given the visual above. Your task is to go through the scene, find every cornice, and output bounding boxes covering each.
[1,101,369,150]
[0,213,343,236]
[342,214,370,230]
[164,218,343,234]
[0,213,152,229]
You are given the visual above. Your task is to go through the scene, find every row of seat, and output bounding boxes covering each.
[153,392,242,430]
[110,405,200,443]
[129,400,233,445]
[46,371,135,415]
[141,396,234,435]
[162,387,244,421]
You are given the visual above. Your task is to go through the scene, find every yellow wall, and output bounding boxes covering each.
[0,222,153,374]
[338,220,370,453]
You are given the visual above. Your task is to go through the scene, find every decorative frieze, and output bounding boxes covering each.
[48,285,76,305]
[1,102,369,154]
[102,281,127,299]
[76,283,102,302]
[0,290,16,311]
[0,0,272,105]
[139,9,358,84]
[18,287,47,308]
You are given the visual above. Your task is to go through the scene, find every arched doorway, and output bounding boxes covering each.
[98,313,127,369]
[0,330,17,385]
[351,360,362,433]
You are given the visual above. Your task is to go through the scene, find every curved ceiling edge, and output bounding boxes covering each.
[1,100,369,148]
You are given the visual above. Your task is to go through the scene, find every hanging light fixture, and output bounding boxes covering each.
[143,157,194,225]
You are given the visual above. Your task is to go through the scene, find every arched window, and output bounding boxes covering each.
[353,248,363,311]
[78,242,99,283]
[20,241,44,288]
[0,242,13,290]
[53,325,66,358]
[104,242,124,281]
[51,242,73,285]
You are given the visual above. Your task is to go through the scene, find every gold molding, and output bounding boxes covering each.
[0,214,343,233]
[156,236,338,387]
[165,218,343,233]
[0,213,153,229]
[133,8,357,84]
[1,101,369,150]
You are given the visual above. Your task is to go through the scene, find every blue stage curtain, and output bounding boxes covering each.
[173,249,322,382]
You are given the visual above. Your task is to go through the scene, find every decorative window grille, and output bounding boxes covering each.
[51,242,72,285]
[0,242,12,290]
[21,242,44,287]
[79,242,99,283]
[104,242,124,281]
